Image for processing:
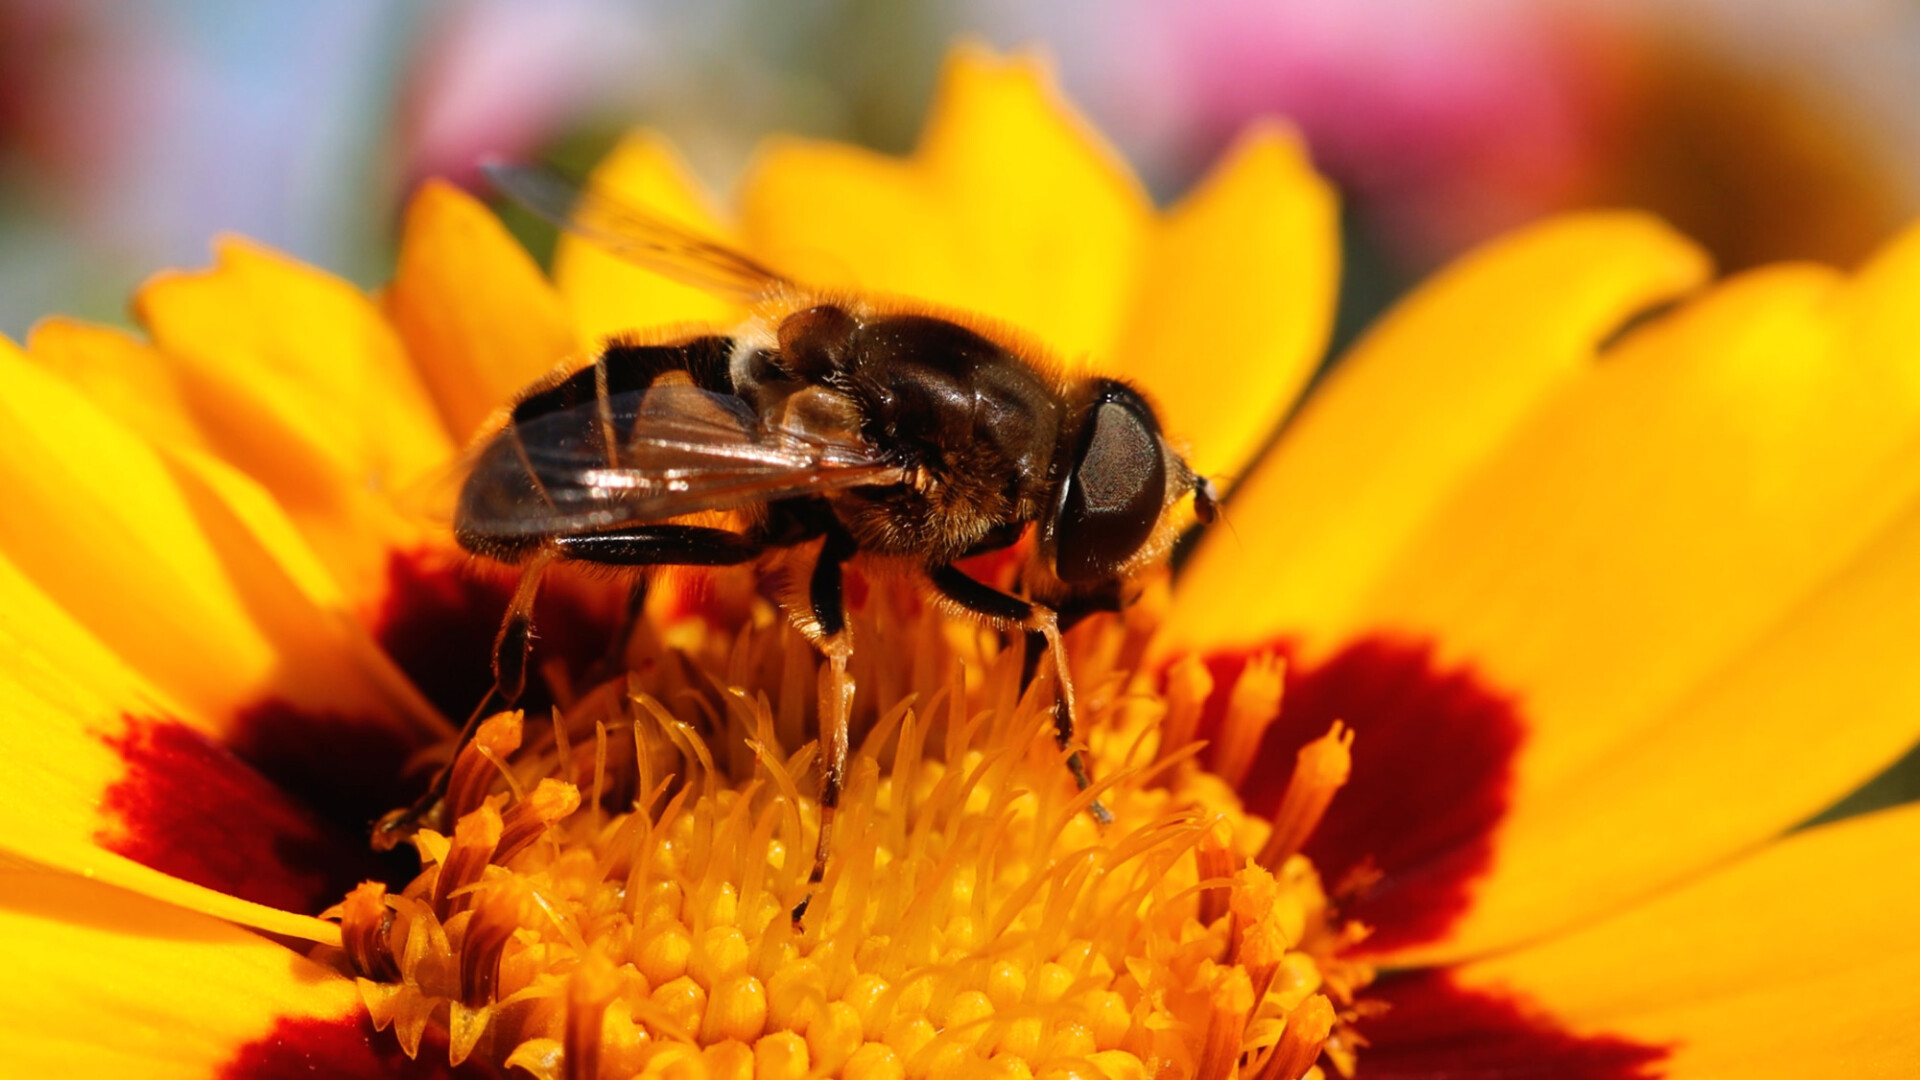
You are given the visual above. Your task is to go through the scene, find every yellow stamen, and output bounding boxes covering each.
[334,586,1373,1077]
[1253,994,1335,1080]
[1198,968,1256,1080]
[1155,654,1213,768]
[755,1030,810,1079]
[461,875,528,1007]
[448,711,525,820]
[1213,653,1286,790]
[430,802,500,918]
[563,951,621,1080]
[1258,723,1355,870]
[497,777,581,861]
[339,882,399,981]
[1195,828,1237,927]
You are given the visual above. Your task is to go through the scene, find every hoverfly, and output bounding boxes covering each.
[392,162,1220,917]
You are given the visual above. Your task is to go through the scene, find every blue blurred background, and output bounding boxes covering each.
[4,0,1918,346]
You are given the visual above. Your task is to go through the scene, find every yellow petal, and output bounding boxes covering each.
[1347,224,1920,962]
[0,545,340,939]
[742,45,1152,366]
[135,237,451,603]
[553,131,743,345]
[29,316,418,616]
[27,316,430,625]
[740,132,948,296]
[1432,459,1920,963]
[1354,262,1910,777]
[0,870,362,1078]
[0,337,441,750]
[137,236,453,491]
[1163,218,1920,964]
[1114,124,1338,480]
[388,179,584,444]
[1445,803,1920,1078]
[1162,212,1712,659]
[26,317,208,452]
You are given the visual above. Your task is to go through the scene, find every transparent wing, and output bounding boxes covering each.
[483,160,793,301]
[459,384,902,539]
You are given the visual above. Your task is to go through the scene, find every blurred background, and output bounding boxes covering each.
[2,0,1918,808]
[5,0,1919,345]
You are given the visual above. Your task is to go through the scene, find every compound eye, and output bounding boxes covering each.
[1053,392,1167,584]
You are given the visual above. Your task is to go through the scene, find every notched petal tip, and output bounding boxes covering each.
[390,176,579,444]
[1117,119,1341,482]
[921,38,1068,146]
[554,131,742,345]
[917,39,1148,209]
[1163,205,1717,664]
[132,228,455,497]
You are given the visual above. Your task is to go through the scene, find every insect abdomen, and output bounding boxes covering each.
[454,335,740,561]
[511,336,735,426]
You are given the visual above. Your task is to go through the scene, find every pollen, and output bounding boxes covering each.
[330,583,1373,1078]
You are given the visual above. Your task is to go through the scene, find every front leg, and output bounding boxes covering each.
[793,525,859,925]
[926,564,1113,825]
[1018,584,1125,692]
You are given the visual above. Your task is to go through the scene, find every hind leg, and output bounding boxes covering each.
[374,548,556,848]
[605,576,649,672]
[376,529,764,848]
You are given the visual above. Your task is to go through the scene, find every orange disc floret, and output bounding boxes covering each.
[330,584,1373,1078]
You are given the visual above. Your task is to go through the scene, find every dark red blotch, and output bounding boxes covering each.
[218,1013,505,1080]
[96,548,628,918]
[375,547,619,723]
[1199,636,1523,953]
[227,699,426,843]
[1358,970,1670,1079]
[98,717,406,915]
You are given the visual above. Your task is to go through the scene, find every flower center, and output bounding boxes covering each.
[332,580,1373,1079]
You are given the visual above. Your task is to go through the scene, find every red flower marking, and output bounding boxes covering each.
[219,1013,505,1079]
[374,547,619,723]
[1199,637,1523,953]
[98,717,396,915]
[228,699,427,839]
[1359,970,1670,1079]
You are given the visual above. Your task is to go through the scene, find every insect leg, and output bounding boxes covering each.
[1017,587,1123,812]
[488,529,762,763]
[1018,588,1124,687]
[374,546,558,847]
[605,577,649,673]
[554,525,766,566]
[927,565,1113,825]
[551,517,860,927]
[794,525,859,926]
[493,549,558,706]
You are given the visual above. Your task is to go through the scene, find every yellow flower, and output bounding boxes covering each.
[3,43,1919,1079]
